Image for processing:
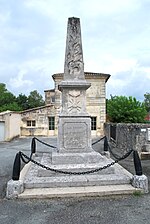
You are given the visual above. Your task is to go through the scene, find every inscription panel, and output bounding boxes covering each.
[63,122,87,149]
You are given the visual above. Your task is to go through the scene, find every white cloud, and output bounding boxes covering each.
[24,0,73,21]
[0,0,150,101]
[9,69,33,89]
[79,0,141,17]
[84,54,137,74]
[0,11,10,24]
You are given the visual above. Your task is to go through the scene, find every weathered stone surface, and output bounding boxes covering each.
[64,17,84,81]
[6,179,24,199]
[57,17,92,153]
[23,156,132,189]
[38,153,115,177]
[52,151,104,164]
[19,185,143,199]
[131,174,149,193]
[58,88,90,116]
[58,117,92,153]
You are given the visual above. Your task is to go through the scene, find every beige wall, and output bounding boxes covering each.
[86,77,106,136]
[0,112,21,141]
[9,113,21,140]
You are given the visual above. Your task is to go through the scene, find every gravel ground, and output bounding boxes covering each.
[0,137,149,224]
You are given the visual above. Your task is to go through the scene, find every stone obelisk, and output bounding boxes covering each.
[57,17,92,153]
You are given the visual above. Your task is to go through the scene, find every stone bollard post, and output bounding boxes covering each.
[132,175,149,193]
[103,136,110,158]
[31,137,36,153]
[6,179,24,199]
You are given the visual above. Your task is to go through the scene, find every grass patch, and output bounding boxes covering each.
[133,190,142,197]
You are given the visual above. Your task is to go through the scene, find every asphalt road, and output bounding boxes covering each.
[0,137,150,224]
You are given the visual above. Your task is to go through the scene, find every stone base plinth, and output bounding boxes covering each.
[22,151,133,189]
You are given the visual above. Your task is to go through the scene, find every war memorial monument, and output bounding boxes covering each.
[7,17,148,198]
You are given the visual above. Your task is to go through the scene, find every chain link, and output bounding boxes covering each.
[20,149,133,175]
[92,136,105,146]
[34,136,105,151]
[34,137,58,150]
[108,139,133,160]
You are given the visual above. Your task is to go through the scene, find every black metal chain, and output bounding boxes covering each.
[34,136,105,151]
[107,140,132,160]
[20,149,133,175]
[20,152,33,164]
[92,136,105,146]
[34,137,58,151]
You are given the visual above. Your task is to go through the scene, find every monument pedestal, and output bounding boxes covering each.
[58,116,92,153]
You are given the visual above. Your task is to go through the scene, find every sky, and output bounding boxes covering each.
[0,0,150,101]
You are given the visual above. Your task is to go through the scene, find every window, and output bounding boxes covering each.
[27,120,36,127]
[91,117,97,130]
[49,117,55,130]
[51,96,55,103]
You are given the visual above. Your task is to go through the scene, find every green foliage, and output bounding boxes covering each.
[144,92,150,112]
[107,96,147,123]
[0,83,16,106]
[0,102,22,112]
[133,190,142,197]
[16,94,28,110]
[0,83,21,112]
[0,83,45,112]
[27,90,44,109]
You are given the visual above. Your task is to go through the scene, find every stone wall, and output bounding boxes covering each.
[104,123,150,153]
[21,105,56,136]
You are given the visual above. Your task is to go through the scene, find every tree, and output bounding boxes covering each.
[0,83,16,105]
[0,83,22,112]
[144,92,150,112]
[107,96,147,123]
[27,90,44,109]
[0,102,22,112]
[16,94,29,110]
[0,83,45,112]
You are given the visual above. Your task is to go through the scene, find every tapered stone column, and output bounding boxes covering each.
[57,17,92,153]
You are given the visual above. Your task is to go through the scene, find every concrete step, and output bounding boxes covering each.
[24,173,131,189]
[19,184,143,199]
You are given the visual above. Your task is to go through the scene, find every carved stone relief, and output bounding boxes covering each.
[65,17,84,80]
[68,90,81,113]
